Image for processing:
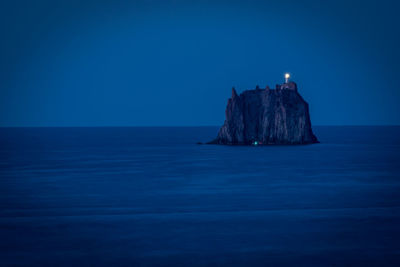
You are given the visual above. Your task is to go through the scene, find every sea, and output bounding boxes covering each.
[1,126,400,266]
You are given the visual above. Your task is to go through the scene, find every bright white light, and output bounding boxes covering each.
[285,73,290,79]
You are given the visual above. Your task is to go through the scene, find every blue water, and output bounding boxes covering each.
[1,126,400,266]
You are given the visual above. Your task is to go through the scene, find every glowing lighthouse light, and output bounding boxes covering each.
[285,73,290,83]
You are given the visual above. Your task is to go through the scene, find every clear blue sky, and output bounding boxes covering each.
[1,0,399,126]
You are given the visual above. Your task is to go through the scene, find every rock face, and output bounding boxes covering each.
[209,81,318,145]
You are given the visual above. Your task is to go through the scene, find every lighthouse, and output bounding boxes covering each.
[284,73,290,83]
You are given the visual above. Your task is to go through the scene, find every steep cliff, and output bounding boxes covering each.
[209,81,318,145]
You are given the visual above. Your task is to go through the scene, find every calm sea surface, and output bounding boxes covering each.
[1,126,400,266]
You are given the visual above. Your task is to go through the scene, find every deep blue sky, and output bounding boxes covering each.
[1,0,399,126]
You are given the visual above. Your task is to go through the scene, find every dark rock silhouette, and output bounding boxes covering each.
[209,81,318,145]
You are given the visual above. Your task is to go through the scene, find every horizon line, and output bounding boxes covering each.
[0,125,400,128]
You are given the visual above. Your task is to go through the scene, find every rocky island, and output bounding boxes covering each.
[209,77,318,145]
